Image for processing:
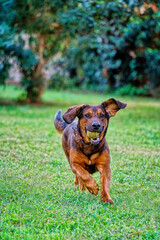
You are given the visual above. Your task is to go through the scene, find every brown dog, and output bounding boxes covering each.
[54,98,127,203]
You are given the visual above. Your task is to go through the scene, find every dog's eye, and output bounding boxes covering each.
[85,113,90,118]
[100,113,105,119]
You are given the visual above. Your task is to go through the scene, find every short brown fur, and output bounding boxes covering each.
[54,98,127,203]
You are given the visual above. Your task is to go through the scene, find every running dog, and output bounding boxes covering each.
[54,98,127,203]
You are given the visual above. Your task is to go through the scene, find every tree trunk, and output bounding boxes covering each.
[26,34,46,103]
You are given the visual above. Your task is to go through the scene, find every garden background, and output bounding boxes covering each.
[0,0,160,239]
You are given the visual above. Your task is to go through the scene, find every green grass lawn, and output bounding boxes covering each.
[0,86,160,240]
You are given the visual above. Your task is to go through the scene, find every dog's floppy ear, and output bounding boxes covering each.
[101,98,127,117]
[62,104,86,124]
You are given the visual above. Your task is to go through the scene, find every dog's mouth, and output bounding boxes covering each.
[86,130,101,145]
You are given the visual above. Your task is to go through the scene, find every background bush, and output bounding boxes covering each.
[58,0,160,97]
[0,0,160,101]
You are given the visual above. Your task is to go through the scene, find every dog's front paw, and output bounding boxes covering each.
[87,182,99,195]
[101,196,114,204]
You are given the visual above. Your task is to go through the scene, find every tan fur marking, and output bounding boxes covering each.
[90,152,99,161]
[83,108,93,116]
[97,108,105,117]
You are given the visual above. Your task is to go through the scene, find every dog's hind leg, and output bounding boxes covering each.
[74,175,86,191]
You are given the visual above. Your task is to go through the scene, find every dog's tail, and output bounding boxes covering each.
[54,109,67,134]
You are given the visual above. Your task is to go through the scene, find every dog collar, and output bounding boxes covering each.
[72,126,90,145]
[79,133,94,146]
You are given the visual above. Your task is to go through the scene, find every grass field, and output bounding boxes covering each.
[0,86,160,239]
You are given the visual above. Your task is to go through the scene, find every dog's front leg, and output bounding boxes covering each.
[97,163,114,204]
[71,162,99,195]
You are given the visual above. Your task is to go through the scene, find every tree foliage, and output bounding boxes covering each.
[57,0,160,96]
[0,0,16,84]
[0,0,160,100]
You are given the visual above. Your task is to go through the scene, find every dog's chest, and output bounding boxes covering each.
[89,152,100,165]
[82,144,97,156]
[82,146,100,165]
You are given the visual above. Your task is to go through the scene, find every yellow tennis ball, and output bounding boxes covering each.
[87,131,99,139]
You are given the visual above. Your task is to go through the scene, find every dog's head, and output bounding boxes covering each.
[63,98,127,145]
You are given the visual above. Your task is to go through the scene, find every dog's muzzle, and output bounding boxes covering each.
[87,130,101,145]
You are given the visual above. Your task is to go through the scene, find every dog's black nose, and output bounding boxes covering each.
[92,122,100,130]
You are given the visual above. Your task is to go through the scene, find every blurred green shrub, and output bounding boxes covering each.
[115,84,147,96]
[0,0,160,100]
[0,0,15,85]
[48,74,73,90]
[58,0,160,97]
